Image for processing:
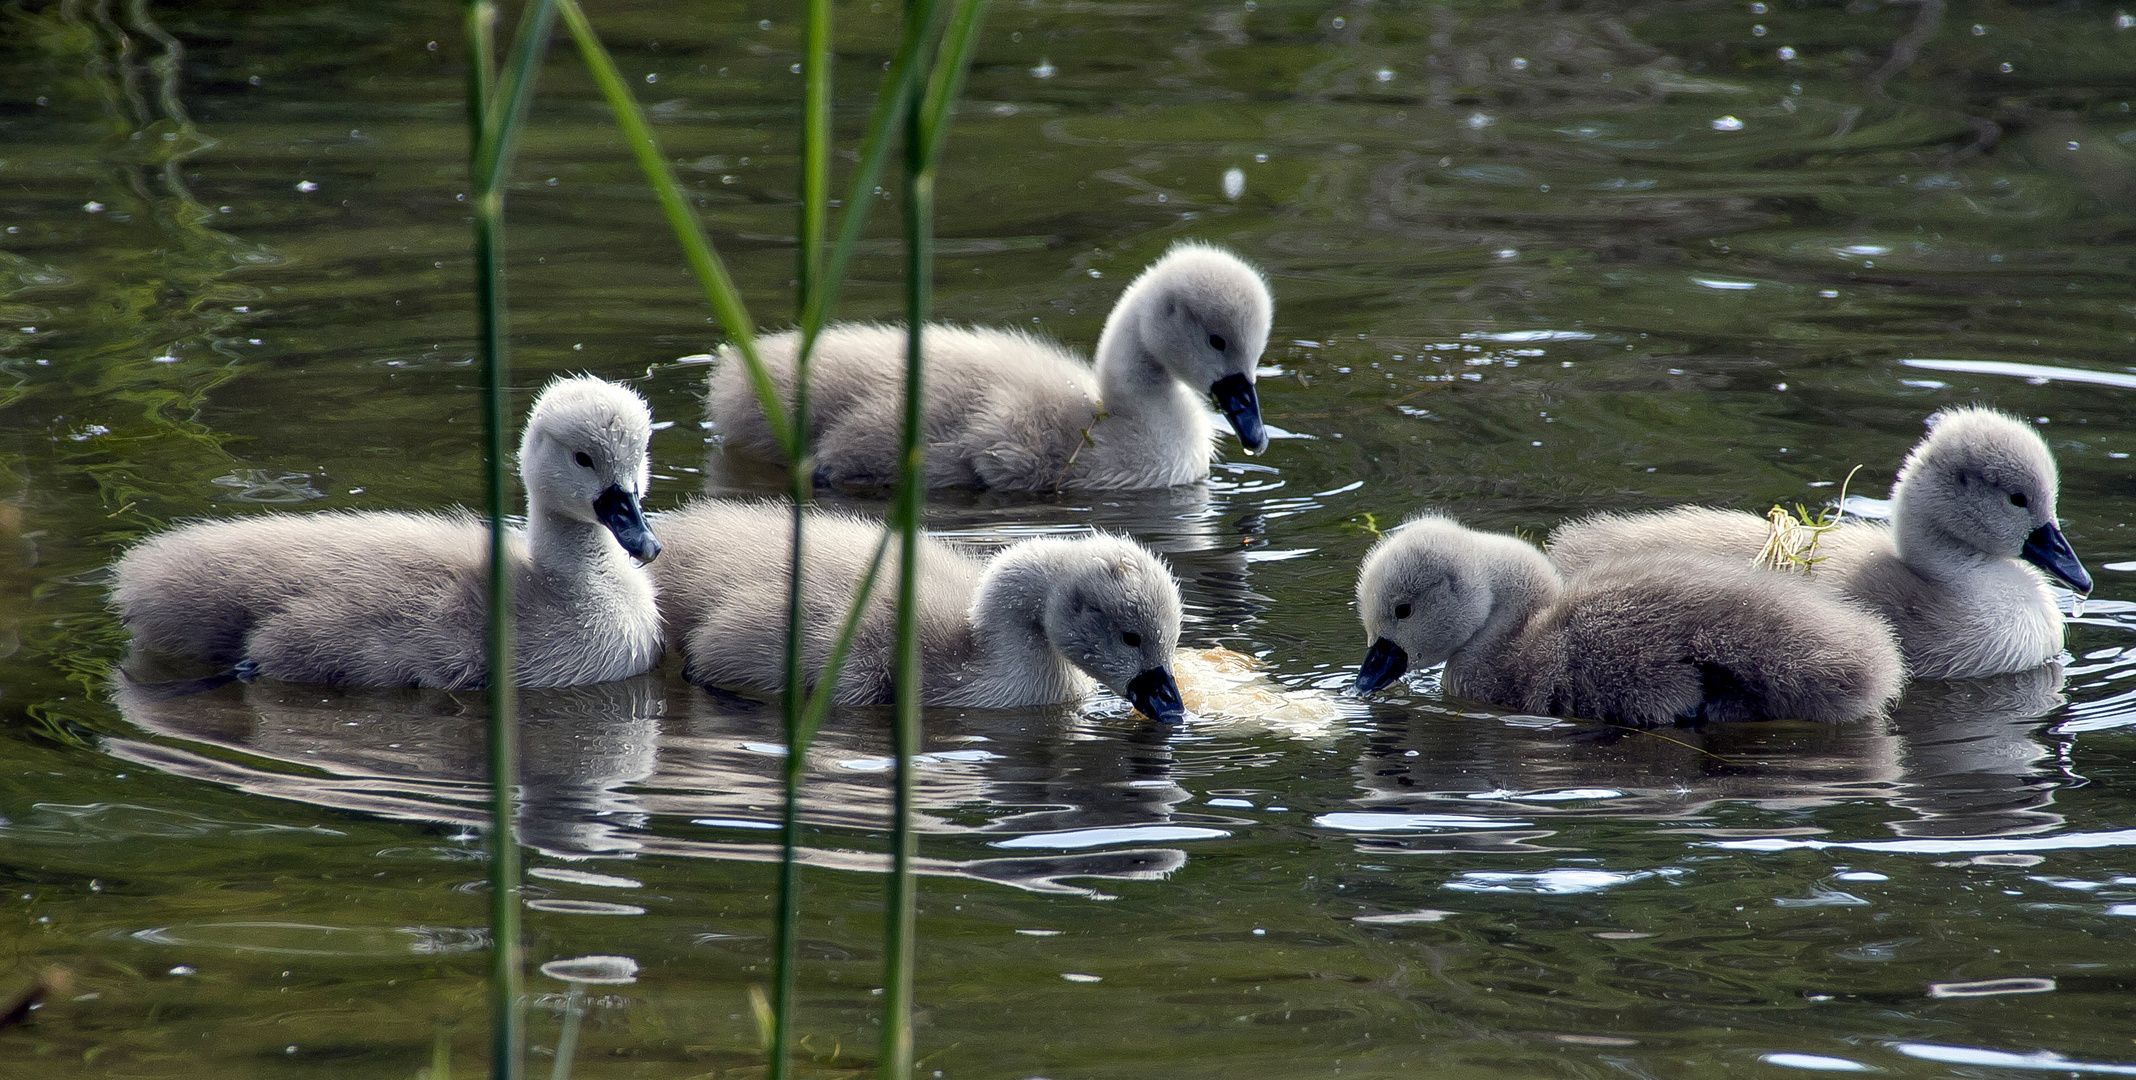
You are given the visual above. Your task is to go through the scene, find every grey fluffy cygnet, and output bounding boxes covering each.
[649,500,1187,721]
[1549,407,2091,679]
[704,242,1274,491]
[111,376,664,689]
[1351,514,1905,726]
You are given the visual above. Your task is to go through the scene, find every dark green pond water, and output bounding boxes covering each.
[7,0,2136,1075]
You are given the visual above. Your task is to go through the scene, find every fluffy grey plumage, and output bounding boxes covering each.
[704,242,1274,491]
[1549,407,2089,679]
[111,376,664,689]
[649,500,1187,718]
[1353,514,1905,726]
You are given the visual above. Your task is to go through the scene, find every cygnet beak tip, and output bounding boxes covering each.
[1209,373,1269,455]
[594,485,662,564]
[1126,666,1186,725]
[1354,638,1408,696]
[2021,520,2090,594]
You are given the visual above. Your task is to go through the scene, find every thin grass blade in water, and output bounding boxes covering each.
[883,6,989,1075]
[768,0,835,1073]
[464,2,559,1077]
[551,0,789,458]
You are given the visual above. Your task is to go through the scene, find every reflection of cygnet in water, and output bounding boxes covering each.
[514,680,664,856]
[1337,663,2071,852]
[109,376,663,689]
[1550,407,2091,679]
[650,501,1187,722]
[644,689,1193,897]
[1881,663,2070,839]
[1352,514,1904,725]
[704,243,1274,491]
[107,668,665,858]
[659,690,1191,837]
[1338,707,1909,856]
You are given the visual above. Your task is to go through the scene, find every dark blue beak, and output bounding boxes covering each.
[1125,667,1186,724]
[2022,521,2091,594]
[1354,638,1409,695]
[594,485,661,563]
[1210,373,1268,455]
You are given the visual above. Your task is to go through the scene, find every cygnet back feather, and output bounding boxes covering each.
[111,375,664,689]
[1549,407,2088,679]
[704,242,1274,492]
[1353,514,1905,726]
[649,500,1187,720]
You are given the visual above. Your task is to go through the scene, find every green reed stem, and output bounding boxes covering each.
[466,2,556,1078]
[432,1023,454,1080]
[782,0,953,753]
[766,1,835,1076]
[474,0,558,193]
[917,0,986,161]
[796,0,943,349]
[796,532,894,747]
[552,0,790,457]
[465,2,495,140]
[535,6,978,1076]
[882,6,985,1076]
[772,2,954,1071]
[798,0,832,309]
[882,112,929,1080]
[548,984,587,1080]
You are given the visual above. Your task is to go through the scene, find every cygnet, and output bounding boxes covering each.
[704,242,1274,491]
[111,375,664,689]
[1352,514,1905,726]
[1549,407,2090,679]
[649,500,1186,721]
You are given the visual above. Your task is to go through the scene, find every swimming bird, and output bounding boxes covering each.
[704,242,1274,491]
[111,375,664,689]
[1548,407,2090,679]
[1351,514,1905,726]
[649,500,1187,721]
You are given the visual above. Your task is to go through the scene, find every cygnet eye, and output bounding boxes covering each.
[1121,632,1142,647]
[1208,334,1226,352]
[574,451,595,469]
[2010,491,2029,508]
[1394,603,1413,620]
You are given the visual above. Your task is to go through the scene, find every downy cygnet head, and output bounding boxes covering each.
[1033,536,1186,723]
[520,375,662,562]
[1352,516,1542,695]
[1110,242,1275,454]
[1895,406,2088,593]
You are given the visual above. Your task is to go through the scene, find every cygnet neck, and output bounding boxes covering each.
[524,489,621,577]
[1446,550,1563,695]
[966,545,1092,705]
[1093,295,1203,424]
[1890,478,2001,584]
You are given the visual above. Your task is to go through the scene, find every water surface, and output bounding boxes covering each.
[5,0,2136,1075]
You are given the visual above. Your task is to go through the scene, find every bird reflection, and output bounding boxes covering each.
[1340,664,2071,848]
[658,692,1194,838]
[1881,664,2070,839]
[107,665,664,857]
[101,663,1198,896]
